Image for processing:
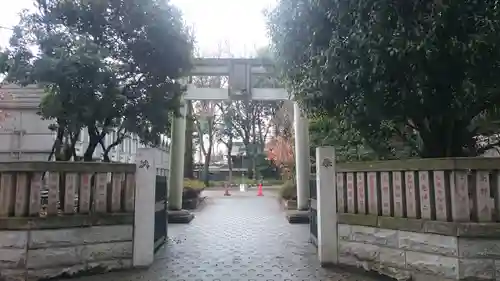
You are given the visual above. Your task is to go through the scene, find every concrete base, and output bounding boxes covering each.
[168,210,195,224]
[286,210,310,224]
[280,199,298,210]
[182,196,207,210]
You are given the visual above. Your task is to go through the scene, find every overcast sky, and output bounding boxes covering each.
[0,0,275,56]
[0,0,277,158]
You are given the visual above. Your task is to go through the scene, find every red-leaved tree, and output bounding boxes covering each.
[266,136,294,181]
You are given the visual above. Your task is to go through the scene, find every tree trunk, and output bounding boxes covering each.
[184,101,194,178]
[227,152,233,185]
[69,132,80,161]
[49,127,64,161]
[251,114,257,181]
[203,153,211,187]
[84,136,100,162]
[416,119,470,158]
[226,139,233,185]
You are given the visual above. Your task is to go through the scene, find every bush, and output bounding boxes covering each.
[263,179,285,186]
[183,178,204,200]
[183,178,205,189]
[278,181,297,200]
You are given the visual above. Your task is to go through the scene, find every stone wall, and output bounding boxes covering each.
[0,221,133,281]
[337,214,500,281]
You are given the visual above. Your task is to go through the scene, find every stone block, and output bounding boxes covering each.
[0,231,27,249]
[29,225,133,249]
[81,242,133,262]
[168,209,195,224]
[424,221,458,236]
[26,242,132,269]
[86,258,132,271]
[283,199,297,210]
[458,238,500,259]
[285,210,309,224]
[26,259,132,280]
[458,258,494,280]
[0,269,25,281]
[0,214,133,230]
[0,248,26,269]
[405,251,458,279]
[338,241,379,274]
[398,231,458,256]
[27,265,88,281]
[378,247,405,268]
[377,216,424,233]
[338,213,378,227]
[457,223,500,238]
[339,241,379,263]
[373,263,411,281]
[495,260,500,281]
[412,273,457,281]
[338,224,351,240]
[350,225,398,247]
[26,246,81,269]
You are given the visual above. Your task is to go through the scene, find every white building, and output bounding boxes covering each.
[0,84,168,169]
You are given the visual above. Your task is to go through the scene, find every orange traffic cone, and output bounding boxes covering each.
[257,183,263,196]
[224,183,231,196]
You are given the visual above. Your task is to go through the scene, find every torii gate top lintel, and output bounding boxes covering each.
[185,58,289,101]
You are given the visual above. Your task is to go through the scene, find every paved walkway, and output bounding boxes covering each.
[65,190,383,281]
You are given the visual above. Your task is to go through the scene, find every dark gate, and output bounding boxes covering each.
[309,173,318,247]
[154,175,168,253]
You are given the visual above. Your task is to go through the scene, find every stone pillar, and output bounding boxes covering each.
[293,102,311,210]
[133,148,157,267]
[316,146,338,265]
[168,101,187,210]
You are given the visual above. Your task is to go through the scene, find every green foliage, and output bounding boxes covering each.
[308,110,417,161]
[182,179,204,200]
[278,181,296,200]
[2,0,193,161]
[183,178,205,190]
[269,0,500,158]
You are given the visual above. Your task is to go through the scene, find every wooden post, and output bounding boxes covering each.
[380,172,391,216]
[450,171,471,222]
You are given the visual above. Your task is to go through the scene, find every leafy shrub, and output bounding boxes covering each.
[183,178,205,189]
[183,178,204,200]
[278,181,297,200]
[264,179,285,186]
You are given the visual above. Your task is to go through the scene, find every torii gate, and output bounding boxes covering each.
[167,58,311,212]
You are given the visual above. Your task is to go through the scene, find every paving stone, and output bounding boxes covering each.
[59,191,384,281]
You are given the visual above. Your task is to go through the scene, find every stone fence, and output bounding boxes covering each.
[0,148,159,281]
[313,147,500,281]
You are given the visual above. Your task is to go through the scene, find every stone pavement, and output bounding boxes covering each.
[63,189,385,281]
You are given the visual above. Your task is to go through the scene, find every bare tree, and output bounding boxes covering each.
[192,98,217,187]
[216,101,236,185]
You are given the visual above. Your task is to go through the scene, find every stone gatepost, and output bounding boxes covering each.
[316,146,338,265]
[132,148,157,267]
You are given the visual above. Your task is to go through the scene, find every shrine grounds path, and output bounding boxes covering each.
[61,188,386,281]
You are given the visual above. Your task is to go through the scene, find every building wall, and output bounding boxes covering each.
[0,108,54,160]
[0,84,169,165]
